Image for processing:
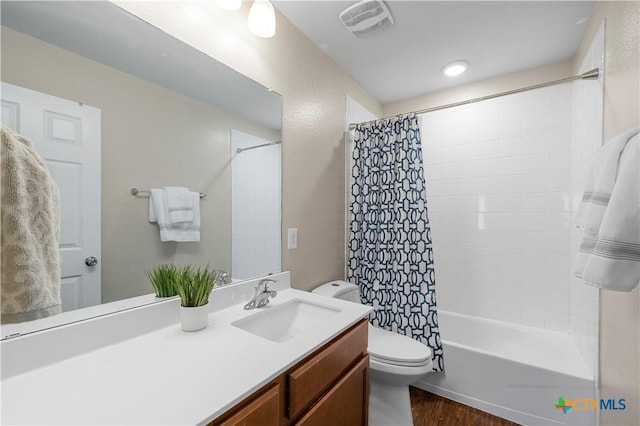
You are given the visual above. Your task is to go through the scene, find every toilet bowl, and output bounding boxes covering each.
[312,281,433,426]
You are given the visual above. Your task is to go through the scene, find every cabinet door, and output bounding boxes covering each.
[215,384,280,426]
[288,320,367,419]
[294,355,369,426]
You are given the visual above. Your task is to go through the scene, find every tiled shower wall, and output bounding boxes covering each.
[231,130,281,280]
[422,83,574,332]
[570,23,604,379]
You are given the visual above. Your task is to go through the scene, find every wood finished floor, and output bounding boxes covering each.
[410,387,521,426]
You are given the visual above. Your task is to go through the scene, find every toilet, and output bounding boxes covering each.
[312,281,433,426]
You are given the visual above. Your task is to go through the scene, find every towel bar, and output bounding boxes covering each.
[130,187,206,199]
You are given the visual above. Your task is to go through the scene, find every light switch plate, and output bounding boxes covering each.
[288,228,298,249]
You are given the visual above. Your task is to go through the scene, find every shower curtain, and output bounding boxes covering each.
[347,113,443,371]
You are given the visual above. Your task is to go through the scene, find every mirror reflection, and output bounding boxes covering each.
[0,1,282,333]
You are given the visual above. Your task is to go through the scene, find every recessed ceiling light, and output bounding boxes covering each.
[442,60,469,77]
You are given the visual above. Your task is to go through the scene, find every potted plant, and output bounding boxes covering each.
[146,264,179,298]
[173,266,218,331]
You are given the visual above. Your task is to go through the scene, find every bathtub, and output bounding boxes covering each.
[415,311,596,426]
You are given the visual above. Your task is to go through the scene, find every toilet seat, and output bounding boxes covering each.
[368,326,432,367]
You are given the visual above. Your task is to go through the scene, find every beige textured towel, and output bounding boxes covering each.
[1,124,62,324]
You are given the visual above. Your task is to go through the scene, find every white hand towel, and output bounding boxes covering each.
[575,128,640,232]
[164,186,193,224]
[576,130,640,291]
[149,188,163,223]
[149,189,200,242]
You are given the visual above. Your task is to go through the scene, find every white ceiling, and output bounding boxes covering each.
[274,1,596,104]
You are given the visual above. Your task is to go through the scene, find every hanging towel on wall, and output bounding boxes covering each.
[149,188,201,242]
[164,186,193,224]
[575,128,640,291]
[1,124,62,324]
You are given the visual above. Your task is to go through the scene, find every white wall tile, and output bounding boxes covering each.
[231,130,281,280]
[476,176,499,194]
[522,115,548,136]
[522,88,547,117]
[521,173,547,193]
[498,194,522,212]
[523,193,547,212]
[546,212,571,231]
[521,134,548,154]
[478,121,499,142]
[420,82,573,332]
[477,158,499,176]
[458,143,478,161]
[475,98,500,122]
[546,193,572,212]
[568,24,603,377]
[499,94,523,120]
[498,156,522,175]
[477,194,499,212]
[498,304,522,323]
[521,153,547,174]
[499,118,522,139]
[499,137,522,157]
[498,213,522,231]
[498,175,521,193]
[458,161,478,178]
[521,308,545,328]
[523,213,547,231]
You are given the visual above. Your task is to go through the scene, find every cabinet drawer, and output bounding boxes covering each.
[212,383,280,426]
[287,319,367,420]
[294,355,369,426]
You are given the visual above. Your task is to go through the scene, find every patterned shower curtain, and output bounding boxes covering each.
[347,113,443,371]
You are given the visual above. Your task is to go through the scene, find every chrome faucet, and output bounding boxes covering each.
[243,279,277,310]
[215,270,232,286]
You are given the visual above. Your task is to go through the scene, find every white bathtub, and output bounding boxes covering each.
[415,311,596,425]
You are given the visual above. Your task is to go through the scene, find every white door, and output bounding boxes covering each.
[1,82,101,312]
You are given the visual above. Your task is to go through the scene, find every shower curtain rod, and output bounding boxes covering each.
[348,68,600,129]
[236,140,281,154]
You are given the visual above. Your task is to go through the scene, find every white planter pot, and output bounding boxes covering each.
[180,304,209,332]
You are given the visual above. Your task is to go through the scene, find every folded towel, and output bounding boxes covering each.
[164,186,193,224]
[149,189,200,242]
[576,129,640,291]
[1,124,62,324]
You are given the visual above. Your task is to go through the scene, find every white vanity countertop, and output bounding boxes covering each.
[1,285,372,425]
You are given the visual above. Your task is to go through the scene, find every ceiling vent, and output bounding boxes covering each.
[339,0,394,38]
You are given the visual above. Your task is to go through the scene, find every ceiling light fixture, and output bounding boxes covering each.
[248,0,276,38]
[442,60,469,77]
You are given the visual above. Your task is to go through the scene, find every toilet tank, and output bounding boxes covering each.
[312,280,361,304]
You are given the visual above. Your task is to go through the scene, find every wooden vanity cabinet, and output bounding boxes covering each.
[209,319,368,426]
[293,355,369,426]
[212,382,282,426]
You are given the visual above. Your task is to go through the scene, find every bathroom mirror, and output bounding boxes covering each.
[0,1,282,336]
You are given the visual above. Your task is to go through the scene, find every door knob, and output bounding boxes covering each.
[85,256,98,267]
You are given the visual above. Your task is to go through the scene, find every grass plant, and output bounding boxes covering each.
[173,266,218,307]
[147,264,178,298]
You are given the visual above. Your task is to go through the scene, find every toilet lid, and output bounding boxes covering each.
[368,326,432,367]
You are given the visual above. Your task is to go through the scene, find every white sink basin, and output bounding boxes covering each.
[232,299,341,343]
